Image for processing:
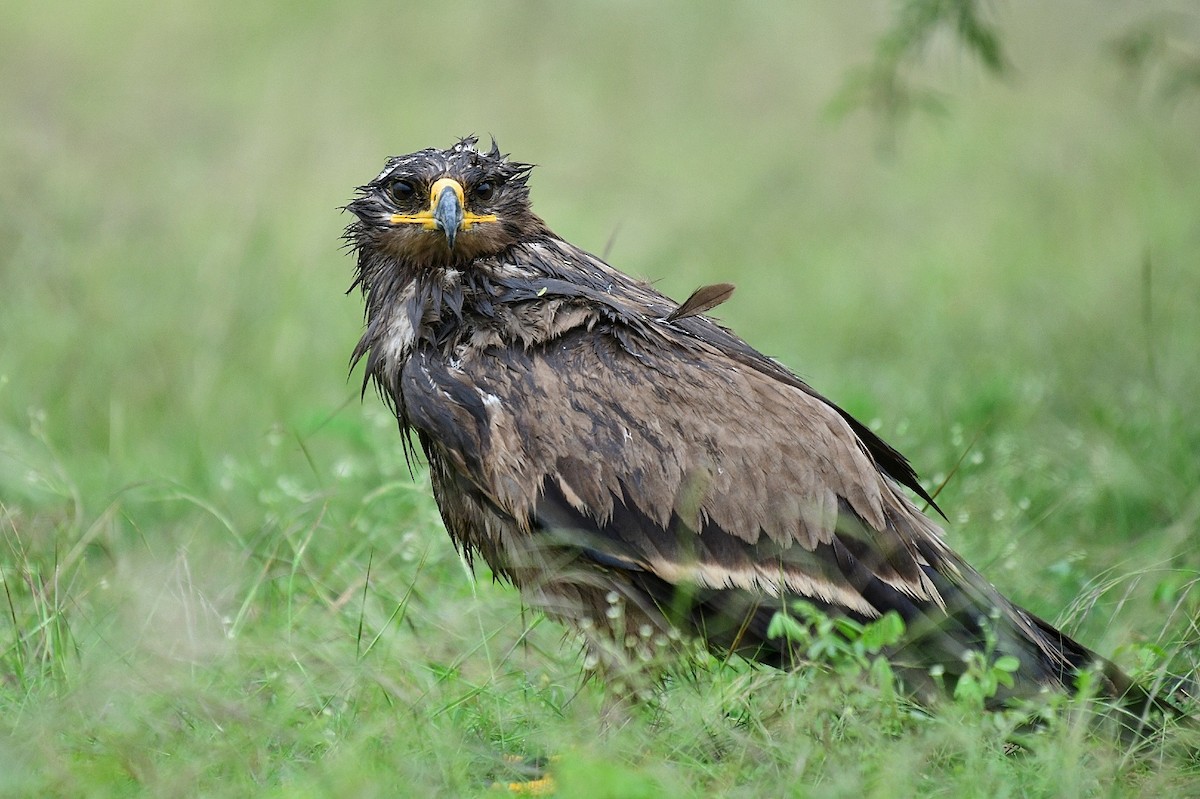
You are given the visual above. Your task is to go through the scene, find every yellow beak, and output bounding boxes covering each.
[389,178,498,247]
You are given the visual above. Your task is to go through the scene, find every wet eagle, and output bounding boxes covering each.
[344,136,1172,725]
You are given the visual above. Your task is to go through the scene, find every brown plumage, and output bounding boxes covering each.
[344,136,1173,724]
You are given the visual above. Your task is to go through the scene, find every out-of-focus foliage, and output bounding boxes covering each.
[830,0,1009,146]
[1110,13,1200,103]
[2,1,1200,795]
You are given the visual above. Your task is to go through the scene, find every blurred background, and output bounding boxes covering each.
[2,0,1199,793]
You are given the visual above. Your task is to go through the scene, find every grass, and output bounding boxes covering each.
[3,1,1200,795]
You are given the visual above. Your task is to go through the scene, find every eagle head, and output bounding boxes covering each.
[345,136,543,267]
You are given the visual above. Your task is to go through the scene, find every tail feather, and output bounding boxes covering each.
[1024,611,1191,736]
[573,530,1191,735]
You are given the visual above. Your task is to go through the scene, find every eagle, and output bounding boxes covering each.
[343,136,1172,726]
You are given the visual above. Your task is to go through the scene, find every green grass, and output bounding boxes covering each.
[3,1,1200,796]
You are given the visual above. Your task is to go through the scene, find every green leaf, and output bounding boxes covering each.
[767,610,808,643]
[993,656,1021,674]
[860,611,906,651]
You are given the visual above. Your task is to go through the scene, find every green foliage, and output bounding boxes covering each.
[767,601,1029,714]
[952,652,1020,709]
[767,600,906,677]
[829,0,1009,145]
[1109,14,1200,104]
[2,1,1200,796]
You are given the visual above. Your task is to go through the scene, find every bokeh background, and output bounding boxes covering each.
[2,1,1199,795]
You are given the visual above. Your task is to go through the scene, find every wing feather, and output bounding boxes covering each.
[400,320,947,621]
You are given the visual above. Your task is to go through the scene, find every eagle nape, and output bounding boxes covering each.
[342,136,1190,737]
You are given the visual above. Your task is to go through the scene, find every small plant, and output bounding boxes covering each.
[952,649,1021,709]
[766,600,906,677]
[768,601,1033,711]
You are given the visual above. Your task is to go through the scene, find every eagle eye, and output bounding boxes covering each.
[473,181,495,202]
[386,179,416,204]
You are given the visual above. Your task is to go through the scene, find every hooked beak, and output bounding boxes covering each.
[389,177,498,249]
[431,181,464,249]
